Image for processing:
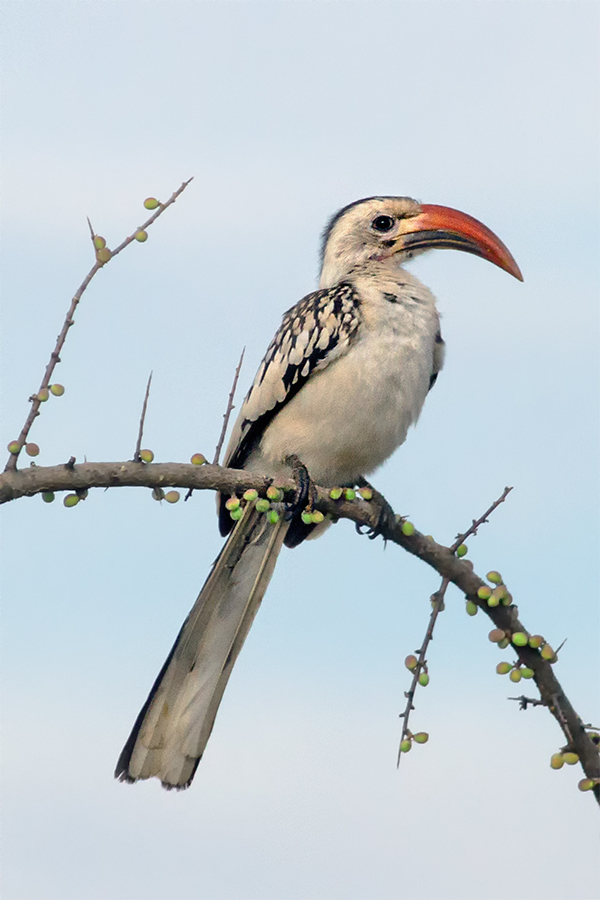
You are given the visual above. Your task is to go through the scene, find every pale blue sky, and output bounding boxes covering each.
[1,2,599,899]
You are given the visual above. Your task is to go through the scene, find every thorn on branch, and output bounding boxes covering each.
[213,348,245,466]
[133,372,153,462]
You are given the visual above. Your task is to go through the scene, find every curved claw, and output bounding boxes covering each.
[355,478,396,542]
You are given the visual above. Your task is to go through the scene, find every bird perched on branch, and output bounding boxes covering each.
[116,196,522,789]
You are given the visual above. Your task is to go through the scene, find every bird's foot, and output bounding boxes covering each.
[284,454,317,519]
[354,478,396,541]
[283,455,322,548]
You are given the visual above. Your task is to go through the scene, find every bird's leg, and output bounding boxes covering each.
[355,477,396,541]
[284,454,317,519]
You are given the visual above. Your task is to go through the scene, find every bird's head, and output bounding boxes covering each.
[319,196,523,288]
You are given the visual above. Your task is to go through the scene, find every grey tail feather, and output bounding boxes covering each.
[115,504,289,789]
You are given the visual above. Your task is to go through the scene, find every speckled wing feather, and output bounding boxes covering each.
[219,283,361,535]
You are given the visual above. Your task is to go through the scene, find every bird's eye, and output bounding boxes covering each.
[371,215,395,232]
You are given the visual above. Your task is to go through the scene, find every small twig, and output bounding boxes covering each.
[509,695,547,710]
[397,577,449,765]
[4,178,193,473]
[109,177,193,262]
[450,486,513,551]
[133,372,153,462]
[213,347,245,466]
[185,348,245,502]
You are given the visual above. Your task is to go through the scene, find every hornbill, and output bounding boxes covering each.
[116,196,522,789]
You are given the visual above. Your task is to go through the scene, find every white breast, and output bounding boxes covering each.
[248,272,440,486]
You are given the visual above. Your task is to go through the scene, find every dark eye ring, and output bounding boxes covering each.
[371,215,395,232]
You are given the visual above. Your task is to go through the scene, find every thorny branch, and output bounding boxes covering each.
[3,178,193,474]
[398,487,514,762]
[1,458,597,801]
[397,578,449,765]
[450,486,513,551]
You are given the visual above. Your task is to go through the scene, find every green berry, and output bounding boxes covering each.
[143,197,160,209]
[225,497,240,511]
[418,672,430,687]
[477,586,492,601]
[50,383,65,396]
[562,752,579,766]
[255,498,270,513]
[521,667,534,679]
[487,594,500,608]
[512,632,528,647]
[401,521,415,537]
[7,440,20,454]
[496,662,512,675]
[267,510,280,524]
[344,488,356,501]
[578,779,595,792]
[493,585,507,602]
[37,388,49,402]
[230,507,243,521]
[399,739,412,753]
[93,235,106,250]
[311,510,325,524]
[405,655,418,671]
[97,247,112,263]
[139,449,154,463]
[25,442,40,457]
[266,486,283,501]
[528,634,544,649]
[413,732,429,744]
[301,510,313,524]
[135,230,148,242]
[465,600,478,616]
[488,628,506,643]
[487,571,503,584]
[509,668,522,683]
[164,490,180,504]
[541,644,557,662]
[190,453,207,465]
[358,486,373,501]
[243,489,258,502]
[500,591,513,606]
[456,543,468,557]
[63,494,79,508]
[497,637,510,649]
[41,492,55,503]
[550,753,565,770]
[329,487,343,500]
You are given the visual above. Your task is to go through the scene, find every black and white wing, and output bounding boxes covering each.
[219,282,361,534]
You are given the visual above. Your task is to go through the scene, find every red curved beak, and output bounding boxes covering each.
[400,204,523,281]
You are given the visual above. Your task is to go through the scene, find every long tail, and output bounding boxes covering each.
[115,504,289,789]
